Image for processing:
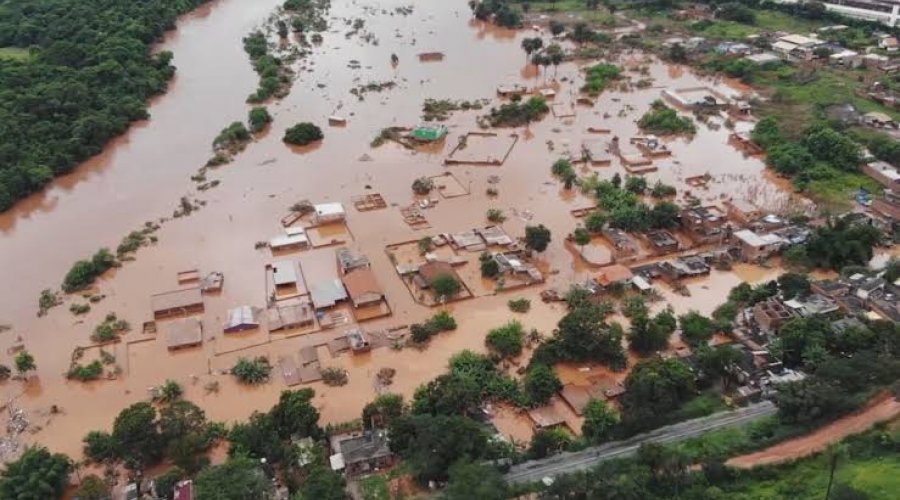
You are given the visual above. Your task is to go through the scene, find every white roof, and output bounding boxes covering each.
[315,202,345,217]
[310,278,348,308]
[772,41,798,52]
[632,275,652,291]
[272,261,298,286]
[270,232,309,249]
[868,161,900,181]
[830,49,859,58]
[734,229,783,247]
[779,34,819,46]
[225,306,259,328]
[746,52,780,64]
[329,453,345,471]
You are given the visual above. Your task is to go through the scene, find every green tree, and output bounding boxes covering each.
[269,388,321,439]
[524,364,562,405]
[248,106,273,133]
[194,456,273,500]
[486,321,526,359]
[584,210,607,233]
[431,273,462,300]
[388,414,488,484]
[628,311,673,354]
[112,402,164,470]
[777,272,811,300]
[803,124,861,172]
[696,345,744,390]
[83,431,119,463]
[621,357,695,431]
[14,350,35,375]
[480,255,501,278]
[525,224,552,252]
[74,474,109,500]
[154,468,184,500]
[444,461,508,500]
[581,398,619,443]
[0,447,72,500]
[229,412,286,464]
[649,201,681,230]
[527,427,572,459]
[156,379,183,403]
[766,142,814,175]
[678,311,716,346]
[573,227,591,249]
[521,37,544,63]
[362,393,405,429]
[293,465,346,500]
[624,175,647,194]
[233,357,272,384]
[283,122,323,145]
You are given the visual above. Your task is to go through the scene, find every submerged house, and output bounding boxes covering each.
[341,267,385,309]
[411,124,449,142]
[330,430,395,477]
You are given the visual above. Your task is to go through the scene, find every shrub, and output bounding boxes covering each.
[248,107,272,133]
[431,273,461,300]
[321,367,349,386]
[67,360,104,381]
[69,303,91,315]
[481,255,501,278]
[508,298,531,313]
[429,311,456,331]
[283,122,323,145]
[213,122,250,150]
[486,321,526,359]
[638,100,696,135]
[485,97,549,127]
[581,63,621,95]
[486,208,506,223]
[412,177,434,195]
[232,357,271,384]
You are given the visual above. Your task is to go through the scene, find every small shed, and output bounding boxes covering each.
[411,124,448,142]
[527,405,566,430]
[166,318,203,350]
[151,288,204,319]
[267,300,315,331]
[314,203,346,224]
[347,328,371,352]
[269,231,309,252]
[223,306,260,333]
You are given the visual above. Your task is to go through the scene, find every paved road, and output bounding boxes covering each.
[504,401,777,484]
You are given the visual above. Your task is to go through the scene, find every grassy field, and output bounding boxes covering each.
[526,1,619,26]
[807,170,882,209]
[358,475,390,500]
[0,47,31,62]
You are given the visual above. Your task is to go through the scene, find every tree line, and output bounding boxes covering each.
[0,0,211,211]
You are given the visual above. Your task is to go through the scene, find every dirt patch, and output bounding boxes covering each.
[726,395,900,468]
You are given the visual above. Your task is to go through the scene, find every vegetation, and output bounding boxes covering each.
[485,320,526,359]
[471,0,524,29]
[232,356,272,384]
[431,273,462,301]
[91,313,130,343]
[0,447,72,500]
[408,311,457,344]
[508,297,531,313]
[581,63,621,95]
[551,159,577,189]
[581,398,619,444]
[0,0,213,211]
[283,122,323,145]
[679,310,718,346]
[445,461,509,500]
[484,96,549,127]
[38,288,61,316]
[486,208,506,223]
[411,176,434,195]
[248,107,273,133]
[620,356,696,432]
[213,122,251,154]
[62,248,117,292]
[412,350,524,415]
[525,224,552,252]
[67,360,103,381]
[480,252,501,278]
[638,100,696,135]
[390,413,491,483]
[530,296,627,370]
[787,215,882,271]
[194,456,273,499]
[524,363,563,405]
[628,308,677,354]
[14,350,35,375]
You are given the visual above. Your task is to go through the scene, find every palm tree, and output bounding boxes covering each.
[545,43,564,78]
[531,53,548,79]
[521,37,544,64]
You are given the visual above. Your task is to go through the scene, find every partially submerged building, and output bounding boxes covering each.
[862,160,900,188]
[646,229,679,254]
[346,328,371,352]
[151,288,204,319]
[602,227,639,257]
[166,318,203,350]
[314,202,347,225]
[595,264,634,288]
[267,299,315,331]
[310,279,349,310]
[341,267,385,309]
[223,306,261,333]
[733,229,784,261]
[336,248,371,275]
[681,205,728,244]
[752,298,795,334]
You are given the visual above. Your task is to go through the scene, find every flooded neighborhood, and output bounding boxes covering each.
[0,0,898,499]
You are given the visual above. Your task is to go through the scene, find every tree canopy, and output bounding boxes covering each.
[0,447,71,500]
[194,456,273,500]
[0,0,211,211]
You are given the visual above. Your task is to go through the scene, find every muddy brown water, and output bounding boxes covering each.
[0,0,800,459]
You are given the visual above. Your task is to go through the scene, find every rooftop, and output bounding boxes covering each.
[310,278,348,309]
[734,229,784,247]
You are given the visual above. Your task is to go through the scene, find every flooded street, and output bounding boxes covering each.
[0,0,799,458]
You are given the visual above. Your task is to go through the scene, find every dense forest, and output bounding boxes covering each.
[0,0,209,211]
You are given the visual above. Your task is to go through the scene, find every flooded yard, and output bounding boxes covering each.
[0,0,802,459]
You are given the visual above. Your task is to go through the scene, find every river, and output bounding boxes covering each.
[0,0,796,459]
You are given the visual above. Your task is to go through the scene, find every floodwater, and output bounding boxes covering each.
[0,0,800,459]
